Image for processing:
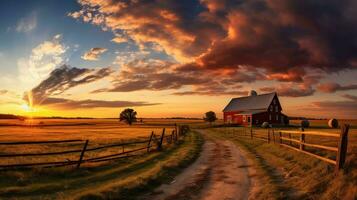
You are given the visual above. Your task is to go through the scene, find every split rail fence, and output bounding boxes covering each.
[0,124,190,170]
[229,124,350,172]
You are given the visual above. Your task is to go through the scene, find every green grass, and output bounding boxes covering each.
[205,127,357,200]
[0,131,203,200]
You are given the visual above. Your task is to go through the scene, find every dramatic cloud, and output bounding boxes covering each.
[18,34,67,85]
[69,0,226,62]
[93,59,212,93]
[317,82,357,93]
[195,0,357,73]
[308,94,357,118]
[173,84,248,96]
[38,97,158,109]
[81,47,108,61]
[16,12,37,32]
[70,0,357,83]
[260,83,315,97]
[26,65,114,106]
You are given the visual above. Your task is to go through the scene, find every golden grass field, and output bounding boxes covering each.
[0,118,205,168]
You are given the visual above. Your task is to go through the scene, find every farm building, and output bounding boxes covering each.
[223,91,288,126]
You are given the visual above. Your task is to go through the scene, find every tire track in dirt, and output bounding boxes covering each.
[144,130,255,200]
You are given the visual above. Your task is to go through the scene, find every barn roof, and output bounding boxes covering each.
[239,110,267,115]
[223,92,276,112]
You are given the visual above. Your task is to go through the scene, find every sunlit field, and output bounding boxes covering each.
[0,118,203,199]
[0,118,205,141]
[0,118,205,167]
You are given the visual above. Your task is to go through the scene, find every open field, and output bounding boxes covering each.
[0,118,200,141]
[0,119,203,199]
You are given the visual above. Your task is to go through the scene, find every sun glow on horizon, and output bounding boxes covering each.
[21,103,36,113]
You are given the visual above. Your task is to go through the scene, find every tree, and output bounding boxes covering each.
[204,111,217,125]
[119,108,137,125]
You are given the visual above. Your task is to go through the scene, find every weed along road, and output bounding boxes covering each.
[145,129,256,200]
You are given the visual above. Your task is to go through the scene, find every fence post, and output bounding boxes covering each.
[157,128,165,151]
[171,130,176,142]
[77,140,89,169]
[267,129,270,143]
[335,124,349,172]
[250,127,253,139]
[147,131,154,152]
[279,132,282,144]
[300,131,305,151]
[272,129,275,143]
[175,123,178,137]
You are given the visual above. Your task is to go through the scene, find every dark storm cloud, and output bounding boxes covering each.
[317,82,357,93]
[26,65,114,106]
[195,0,357,74]
[39,97,159,109]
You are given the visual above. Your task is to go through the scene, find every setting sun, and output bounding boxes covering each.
[21,104,35,112]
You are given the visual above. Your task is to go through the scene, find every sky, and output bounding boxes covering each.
[0,0,356,119]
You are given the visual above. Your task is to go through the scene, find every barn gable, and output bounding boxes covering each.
[223,92,276,112]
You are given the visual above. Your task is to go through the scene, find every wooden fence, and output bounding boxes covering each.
[0,124,190,170]
[229,124,350,172]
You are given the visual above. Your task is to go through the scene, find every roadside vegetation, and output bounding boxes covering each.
[206,125,357,200]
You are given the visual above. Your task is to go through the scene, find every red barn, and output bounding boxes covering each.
[223,91,288,126]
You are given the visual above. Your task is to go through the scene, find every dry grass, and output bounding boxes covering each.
[207,125,357,200]
[0,120,203,199]
[0,119,184,167]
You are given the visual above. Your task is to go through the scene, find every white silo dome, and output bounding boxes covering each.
[249,90,257,96]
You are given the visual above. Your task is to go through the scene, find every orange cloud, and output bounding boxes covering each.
[81,47,107,61]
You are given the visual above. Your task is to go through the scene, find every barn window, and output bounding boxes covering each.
[247,116,251,123]
[276,115,278,121]
[243,115,246,122]
[276,106,278,112]
[273,99,276,104]
[269,114,271,121]
[270,106,273,112]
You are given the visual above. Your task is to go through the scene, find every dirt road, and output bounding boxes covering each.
[145,130,258,200]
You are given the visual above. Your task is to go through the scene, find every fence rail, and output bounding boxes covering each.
[0,124,191,170]
[229,124,350,172]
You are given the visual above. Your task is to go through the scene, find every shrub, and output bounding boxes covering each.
[301,120,310,128]
[119,108,137,125]
[204,111,217,125]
